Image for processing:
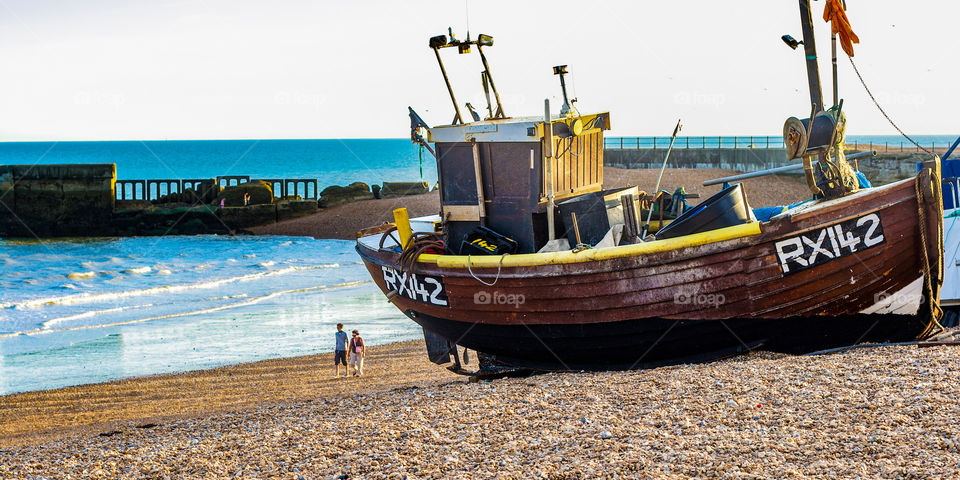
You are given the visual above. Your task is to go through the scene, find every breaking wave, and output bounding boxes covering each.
[2,280,368,338]
[0,264,340,310]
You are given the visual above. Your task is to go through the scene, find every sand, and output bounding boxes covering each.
[250,167,811,240]
[2,342,960,478]
[249,192,441,240]
[0,341,458,448]
[601,167,812,209]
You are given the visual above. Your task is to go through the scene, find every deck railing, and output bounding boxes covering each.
[115,176,321,201]
[605,136,786,149]
[604,136,954,153]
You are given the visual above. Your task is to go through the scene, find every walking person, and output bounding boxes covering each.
[348,330,365,376]
[333,323,348,378]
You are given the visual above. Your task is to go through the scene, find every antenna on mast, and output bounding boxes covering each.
[553,65,577,117]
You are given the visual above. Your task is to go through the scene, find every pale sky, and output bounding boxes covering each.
[0,0,955,141]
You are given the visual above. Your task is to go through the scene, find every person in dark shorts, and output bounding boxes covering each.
[333,323,348,378]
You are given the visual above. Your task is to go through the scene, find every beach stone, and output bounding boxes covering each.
[216,180,274,207]
[177,183,220,205]
[379,181,429,198]
[180,188,204,205]
[116,204,226,235]
[218,204,277,229]
[115,199,153,211]
[7,341,960,479]
[319,182,373,208]
[194,179,221,203]
[277,200,318,221]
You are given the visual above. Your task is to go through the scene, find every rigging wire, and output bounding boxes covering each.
[848,56,935,156]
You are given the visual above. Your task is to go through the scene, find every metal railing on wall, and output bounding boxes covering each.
[604,136,954,153]
[115,177,321,201]
[604,136,786,149]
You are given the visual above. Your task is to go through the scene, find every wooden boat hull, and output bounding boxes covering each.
[406,310,930,369]
[356,169,944,369]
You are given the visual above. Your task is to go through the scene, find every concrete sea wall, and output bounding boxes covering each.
[606,148,790,171]
[605,148,931,185]
[0,164,324,238]
[0,164,115,237]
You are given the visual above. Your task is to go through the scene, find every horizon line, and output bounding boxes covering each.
[0,133,956,143]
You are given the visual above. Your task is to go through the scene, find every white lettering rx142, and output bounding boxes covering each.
[774,213,885,275]
[381,266,448,306]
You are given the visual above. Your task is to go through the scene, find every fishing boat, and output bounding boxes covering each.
[355,1,944,372]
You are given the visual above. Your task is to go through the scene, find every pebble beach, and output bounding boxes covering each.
[3,340,959,479]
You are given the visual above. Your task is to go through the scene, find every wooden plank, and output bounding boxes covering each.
[442,205,481,222]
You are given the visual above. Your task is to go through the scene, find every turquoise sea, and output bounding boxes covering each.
[0,236,419,395]
[0,138,438,188]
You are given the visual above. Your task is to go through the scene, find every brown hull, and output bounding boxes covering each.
[357,172,944,368]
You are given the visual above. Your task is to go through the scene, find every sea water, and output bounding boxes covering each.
[0,235,420,395]
[0,139,438,188]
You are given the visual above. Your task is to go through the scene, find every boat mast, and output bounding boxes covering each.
[553,65,573,116]
[481,72,494,119]
[428,31,504,124]
[798,0,824,113]
[544,99,555,241]
[476,38,505,118]
[430,36,464,125]
[831,33,838,107]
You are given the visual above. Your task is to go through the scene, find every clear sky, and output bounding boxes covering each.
[0,0,955,141]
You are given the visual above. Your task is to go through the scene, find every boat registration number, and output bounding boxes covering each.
[774,213,886,275]
[381,266,449,307]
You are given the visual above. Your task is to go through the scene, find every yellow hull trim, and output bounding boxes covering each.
[411,221,762,268]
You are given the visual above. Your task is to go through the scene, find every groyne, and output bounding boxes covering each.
[0,164,115,236]
[0,164,432,238]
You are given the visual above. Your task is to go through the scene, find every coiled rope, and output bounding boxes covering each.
[915,166,945,338]
[398,231,446,274]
